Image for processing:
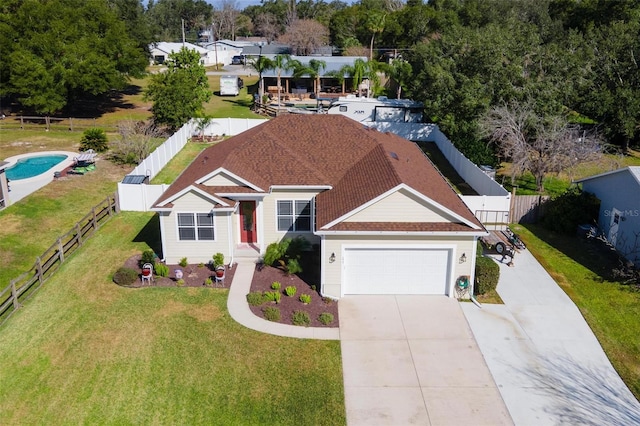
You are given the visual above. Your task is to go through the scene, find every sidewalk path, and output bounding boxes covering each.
[226,260,339,340]
[462,250,640,425]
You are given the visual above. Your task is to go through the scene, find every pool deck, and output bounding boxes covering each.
[4,151,77,204]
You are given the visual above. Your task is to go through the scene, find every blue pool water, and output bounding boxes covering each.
[6,155,67,180]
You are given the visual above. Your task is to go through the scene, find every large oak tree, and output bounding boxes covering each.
[0,0,149,115]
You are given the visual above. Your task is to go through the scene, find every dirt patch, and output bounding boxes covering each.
[248,265,339,328]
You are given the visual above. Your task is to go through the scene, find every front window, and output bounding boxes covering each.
[277,200,311,232]
[177,213,215,241]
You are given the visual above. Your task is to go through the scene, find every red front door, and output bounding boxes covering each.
[240,201,257,243]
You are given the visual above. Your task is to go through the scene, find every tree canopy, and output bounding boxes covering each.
[0,0,150,115]
[144,48,211,130]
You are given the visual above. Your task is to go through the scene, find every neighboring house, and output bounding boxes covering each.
[202,39,254,65]
[151,115,487,298]
[256,55,368,97]
[576,166,640,265]
[149,42,211,65]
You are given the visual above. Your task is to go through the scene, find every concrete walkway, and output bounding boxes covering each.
[226,259,339,340]
[461,250,640,425]
[339,295,512,426]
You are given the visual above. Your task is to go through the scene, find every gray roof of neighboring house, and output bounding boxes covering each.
[259,56,368,78]
[243,44,291,56]
[575,166,640,186]
[151,42,208,55]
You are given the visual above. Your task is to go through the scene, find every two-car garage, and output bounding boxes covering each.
[342,246,453,295]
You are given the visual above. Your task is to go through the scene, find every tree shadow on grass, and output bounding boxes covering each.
[222,98,255,108]
[520,224,619,281]
[60,84,142,118]
[514,353,640,425]
[133,214,163,258]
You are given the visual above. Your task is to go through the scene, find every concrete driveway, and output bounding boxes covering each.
[339,295,512,426]
[461,250,640,425]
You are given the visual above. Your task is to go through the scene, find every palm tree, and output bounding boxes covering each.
[380,59,412,99]
[366,11,386,61]
[272,54,299,106]
[292,59,326,95]
[335,58,377,97]
[249,55,274,102]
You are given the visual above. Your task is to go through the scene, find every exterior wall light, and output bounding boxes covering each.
[459,253,467,263]
[329,252,336,263]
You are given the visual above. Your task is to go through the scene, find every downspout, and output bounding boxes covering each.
[228,210,234,267]
[469,236,482,308]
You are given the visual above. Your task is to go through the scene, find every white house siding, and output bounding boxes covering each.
[161,190,232,264]
[344,189,452,223]
[202,173,247,187]
[262,189,322,248]
[321,234,477,298]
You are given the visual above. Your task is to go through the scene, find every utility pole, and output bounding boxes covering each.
[212,21,219,70]
[181,19,186,46]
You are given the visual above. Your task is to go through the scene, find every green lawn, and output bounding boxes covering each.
[512,224,640,399]
[0,212,345,425]
[151,142,209,185]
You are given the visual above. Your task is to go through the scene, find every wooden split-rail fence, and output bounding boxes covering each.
[0,194,120,325]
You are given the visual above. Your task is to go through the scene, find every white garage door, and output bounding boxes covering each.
[344,247,450,295]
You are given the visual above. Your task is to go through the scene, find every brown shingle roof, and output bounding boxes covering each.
[153,115,483,231]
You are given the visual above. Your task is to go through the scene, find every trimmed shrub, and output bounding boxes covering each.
[247,291,264,306]
[141,249,156,266]
[299,293,312,304]
[285,286,297,297]
[198,262,205,268]
[179,257,188,267]
[542,187,600,234]
[263,291,281,304]
[205,277,213,287]
[154,262,169,277]
[113,267,138,286]
[292,310,310,327]
[80,128,108,152]
[286,258,303,275]
[176,278,185,287]
[213,253,225,268]
[271,281,281,290]
[475,256,500,295]
[263,306,281,322]
[318,312,334,325]
[322,297,334,305]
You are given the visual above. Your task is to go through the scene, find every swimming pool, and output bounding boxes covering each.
[5,154,68,180]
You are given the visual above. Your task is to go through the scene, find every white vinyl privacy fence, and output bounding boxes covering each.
[118,118,267,211]
[370,122,511,227]
[119,118,511,227]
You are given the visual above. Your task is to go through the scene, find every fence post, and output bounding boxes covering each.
[58,238,64,263]
[69,117,73,132]
[36,257,44,284]
[113,192,120,213]
[11,281,20,309]
[92,207,97,231]
[20,116,24,130]
[75,222,82,246]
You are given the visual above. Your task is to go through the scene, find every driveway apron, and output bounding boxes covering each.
[339,295,512,426]
[461,250,640,425]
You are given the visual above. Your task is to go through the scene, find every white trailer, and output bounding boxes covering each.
[327,95,424,123]
[220,75,240,96]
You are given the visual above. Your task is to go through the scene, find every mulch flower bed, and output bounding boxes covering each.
[119,255,338,327]
[122,254,236,288]
[248,265,339,328]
